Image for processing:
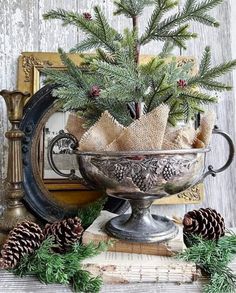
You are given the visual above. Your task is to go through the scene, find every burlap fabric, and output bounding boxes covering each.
[65,113,87,143]
[195,110,216,146]
[106,104,169,151]
[162,124,196,150]
[78,111,124,151]
[67,107,215,152]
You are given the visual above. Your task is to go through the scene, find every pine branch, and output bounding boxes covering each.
[70,37,100,52]
[160,0,223,30]
[153,24,197,49]
[96,48,116,64]
[199,46,211,76]
[71,270,103,293]
[184,0,223,16]
[57,48,88,89]
[139,57,165,75]
[179,89,217,104]
[43,69,79,88]
[52,87,88,111]
[187,47,236,92]
[114,0,154,18]
[77,196,107,228]
[199,80,232,91]
[141,0,178,45]
[178,233,236,293]
[121,29,139,63]
[95,60,138,86]
[140,0,223,45]
[201,60,236,80]
[189,58,236,88]
[159,40,175,57]
[43,8,121,53]
[146,74,167,111]
[12,238,111,293]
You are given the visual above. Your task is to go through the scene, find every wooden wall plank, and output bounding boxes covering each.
[0,0,40,182]
[230,0,236,129]
[179,1,236,227]
[38,0,78,52]
[0,0,8,183]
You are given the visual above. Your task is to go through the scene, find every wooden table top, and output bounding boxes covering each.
[0,270,207,293]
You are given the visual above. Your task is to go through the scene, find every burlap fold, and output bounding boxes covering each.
[162,124,196,150]
[106,104,170,151]
[65,112,87,143]
[195,110,216,146]
[78,111,124,151]
[70,106,215,152]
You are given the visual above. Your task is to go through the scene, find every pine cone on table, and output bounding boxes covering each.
[183,208,225,241]
[43,217,84,253]
[0,221,44,269]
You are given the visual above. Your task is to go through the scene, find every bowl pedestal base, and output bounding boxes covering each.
[105,199,178,243]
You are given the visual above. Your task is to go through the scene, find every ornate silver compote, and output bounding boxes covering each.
[48,126,234,243]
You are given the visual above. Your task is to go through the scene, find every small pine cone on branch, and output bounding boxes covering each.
[0,221,44,269]
[43,217,84,253]
[183,208,225,241]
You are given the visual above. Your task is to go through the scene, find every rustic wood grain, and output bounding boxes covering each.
[0,0,235,226]
[180,1,236,227]
[38,0,78,52]
[0,0,40,181]
[0,270,207,293]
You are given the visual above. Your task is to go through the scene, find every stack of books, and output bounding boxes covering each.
[81,211,199,284]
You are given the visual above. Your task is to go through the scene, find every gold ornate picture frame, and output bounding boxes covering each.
[17,51,204,209]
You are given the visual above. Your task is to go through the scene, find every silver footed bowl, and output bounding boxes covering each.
[48,127,234,243]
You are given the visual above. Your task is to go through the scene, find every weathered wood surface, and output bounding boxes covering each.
[0,0,235,225]
[0,236,235,293]
[0,270,207,293]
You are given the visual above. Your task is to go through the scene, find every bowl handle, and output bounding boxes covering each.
[47,130,88,185]
[201,125,235,181]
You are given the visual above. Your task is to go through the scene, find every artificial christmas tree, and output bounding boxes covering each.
[42,0,236,127]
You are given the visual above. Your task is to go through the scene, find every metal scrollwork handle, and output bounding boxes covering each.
[201,125,235,181]
[47,130,87,185]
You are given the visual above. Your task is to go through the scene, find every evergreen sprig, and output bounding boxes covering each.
[114,0,154,18]
[188,47,236,91]
[11,237,111,293]
[178,233,236,293]
[43,8,122,53]
[78,196,107,228]
[140,0,223,46]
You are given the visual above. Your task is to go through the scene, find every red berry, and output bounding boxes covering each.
[83,12,92,20]
[89,85,101,98]
[177,79,187,89]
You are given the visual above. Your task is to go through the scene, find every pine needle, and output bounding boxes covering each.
[78,196,107,228]
[11,237,111,292]
[178,233,236,293]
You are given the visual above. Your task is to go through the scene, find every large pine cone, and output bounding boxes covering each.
[0,221,44,269]
[183,208,225,240]
[43,217,83,253]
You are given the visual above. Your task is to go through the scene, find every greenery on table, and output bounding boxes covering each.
[11,237,111,293]
[42,0,236,127]
[78,196,107,228]
[178,232,236,293]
